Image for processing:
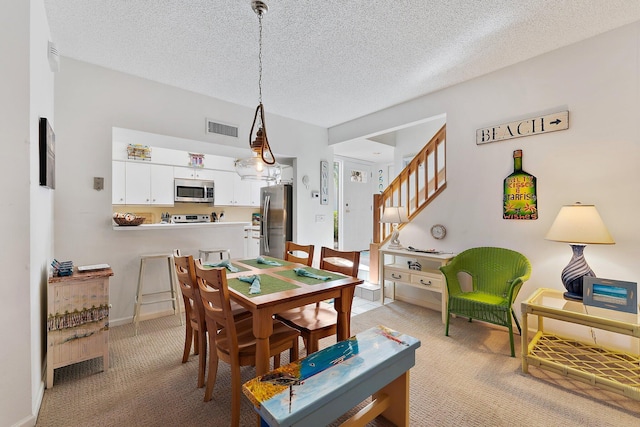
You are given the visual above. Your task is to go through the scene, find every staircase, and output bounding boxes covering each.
[368,124,447,286]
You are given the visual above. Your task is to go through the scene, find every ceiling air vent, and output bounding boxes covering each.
[206,119,238,138]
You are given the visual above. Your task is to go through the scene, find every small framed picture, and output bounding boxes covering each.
[583,277,637,314]
[39,117,55,189]
[320,160,329,205]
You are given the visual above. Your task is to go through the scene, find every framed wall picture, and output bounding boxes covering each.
[39,117,55,189]
[320,160,329,205]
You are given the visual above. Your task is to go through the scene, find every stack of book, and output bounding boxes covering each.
[51,259,73,277]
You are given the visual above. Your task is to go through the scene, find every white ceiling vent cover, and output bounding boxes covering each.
[48,41,60,72]
[206,119,238,138]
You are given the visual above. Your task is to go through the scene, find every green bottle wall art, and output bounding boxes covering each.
[503,149,538,220]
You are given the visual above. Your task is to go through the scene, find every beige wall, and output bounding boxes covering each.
[53,58,334,324]
[1,1,55,425]
[331,22,640,313]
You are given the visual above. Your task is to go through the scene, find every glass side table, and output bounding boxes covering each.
[521,288,640,401]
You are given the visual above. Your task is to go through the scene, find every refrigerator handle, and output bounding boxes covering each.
[262,194,270,253]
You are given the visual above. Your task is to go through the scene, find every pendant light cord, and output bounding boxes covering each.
[250,5,276,165]
[258,12,263,106]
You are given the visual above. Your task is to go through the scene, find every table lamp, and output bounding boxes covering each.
[381,206,409,250]
[545,202,614,300]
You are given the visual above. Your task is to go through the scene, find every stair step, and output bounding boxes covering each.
[355,282,380,302]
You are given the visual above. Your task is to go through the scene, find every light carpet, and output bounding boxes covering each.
[37,301,640,426]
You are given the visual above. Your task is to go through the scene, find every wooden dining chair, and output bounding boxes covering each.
[194,260,300,426]
[173,250,251,389]
[284,241,314,266]
[275,247,360,355]
[173,250,208,388]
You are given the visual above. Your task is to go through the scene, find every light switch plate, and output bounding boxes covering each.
[94,177,104,191]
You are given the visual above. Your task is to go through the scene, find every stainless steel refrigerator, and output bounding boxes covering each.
[260,184,293,258]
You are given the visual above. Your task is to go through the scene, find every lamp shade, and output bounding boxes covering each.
[235,153,281,181]
[381,206,409,224]
[545,203,614,244]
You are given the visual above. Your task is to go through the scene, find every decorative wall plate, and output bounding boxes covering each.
[431,224,447,240]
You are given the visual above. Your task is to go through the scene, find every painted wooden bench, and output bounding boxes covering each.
[243,325,421,426]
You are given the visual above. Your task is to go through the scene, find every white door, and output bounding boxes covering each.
[340,159,374,251]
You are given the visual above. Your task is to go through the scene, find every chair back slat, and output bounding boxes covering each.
[194,260,238,348]
[319,247,360,277]
[285,242,315,266]
[173,250,204,324]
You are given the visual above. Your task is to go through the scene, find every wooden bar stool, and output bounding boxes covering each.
[133,253,183,335]
[198,248,231,262]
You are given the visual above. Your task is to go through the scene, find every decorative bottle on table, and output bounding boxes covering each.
[503,149,538,220]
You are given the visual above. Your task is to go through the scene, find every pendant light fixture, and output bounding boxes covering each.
[235,0,282,181]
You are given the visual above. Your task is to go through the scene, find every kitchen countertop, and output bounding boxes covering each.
[112,221,251,231]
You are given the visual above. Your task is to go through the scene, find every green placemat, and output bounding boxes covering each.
[202,262,250,273]
[237,257,293,269]
[228,274,300,297]
[274,267,345,285]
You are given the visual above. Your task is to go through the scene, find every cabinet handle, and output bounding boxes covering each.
[391,273,402,279]
[419,279,432,286]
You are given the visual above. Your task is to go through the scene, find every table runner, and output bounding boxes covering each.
[203,262,250,273]
[275,267,345,285]
[238,257,294,269]
[228,274,300,297]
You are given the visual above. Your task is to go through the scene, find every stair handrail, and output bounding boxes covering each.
[373,124,447,244]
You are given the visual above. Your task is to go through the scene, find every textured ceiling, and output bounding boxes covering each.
[44,1,640,129]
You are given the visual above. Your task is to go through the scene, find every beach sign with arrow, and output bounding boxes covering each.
[476,111,569,145]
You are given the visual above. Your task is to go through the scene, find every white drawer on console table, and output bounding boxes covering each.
[409,270,443,291]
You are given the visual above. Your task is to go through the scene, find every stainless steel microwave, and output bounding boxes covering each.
[174,178,214,203]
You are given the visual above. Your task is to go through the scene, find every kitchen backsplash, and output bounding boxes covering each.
[111,204,259,224]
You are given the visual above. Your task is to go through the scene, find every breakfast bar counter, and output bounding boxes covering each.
[112,221,251,231]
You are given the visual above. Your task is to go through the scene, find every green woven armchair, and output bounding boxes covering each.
[440,247,532,357]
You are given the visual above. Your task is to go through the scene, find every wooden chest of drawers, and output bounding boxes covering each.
[46,268,113,388]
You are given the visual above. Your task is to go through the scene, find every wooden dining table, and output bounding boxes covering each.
[219,256,363,376]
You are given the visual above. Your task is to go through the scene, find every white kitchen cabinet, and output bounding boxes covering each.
[150,164,175,204]
[211,170,235,205]
[125,162,150,204]
[210,170,261,207]
[251,182,263,207]
[125,162,174,205]
[174,166,216,181]
[233,174,253,206]
[280,165,294,184]
[244,227,260,258]
[112,161,126,205]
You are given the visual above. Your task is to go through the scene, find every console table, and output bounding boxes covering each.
[47,267,112,388]
[521,288,640,400]
[378,248,454,323]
